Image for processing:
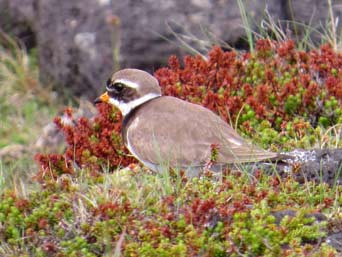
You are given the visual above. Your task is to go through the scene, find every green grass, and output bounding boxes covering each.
[166,0,342,57]
[0,166,339,256]
[244,0,342,52]
[0,32,60,192]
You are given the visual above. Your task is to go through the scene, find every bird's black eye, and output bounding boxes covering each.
[113,83,124,92]
[106,79,125,93]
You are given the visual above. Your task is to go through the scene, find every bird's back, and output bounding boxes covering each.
[122,96,278,169]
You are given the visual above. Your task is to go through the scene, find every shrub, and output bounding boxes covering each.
[155,40,342,150]
[35,104,136,183]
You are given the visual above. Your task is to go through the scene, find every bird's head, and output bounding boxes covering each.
[94,69,162,116]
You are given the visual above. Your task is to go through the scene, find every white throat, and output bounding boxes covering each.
[109,92,161,116]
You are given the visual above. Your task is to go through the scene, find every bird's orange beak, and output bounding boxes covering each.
[94,92,110,104]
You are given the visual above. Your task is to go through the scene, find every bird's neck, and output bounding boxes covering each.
[115,92,161,116]
[121,94,160,145]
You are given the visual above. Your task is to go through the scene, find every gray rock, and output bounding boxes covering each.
[286,149,342,186]
[0,0,35,47]
[112,0,283,71]
[35,99,98,152]
[283,0,342,45]
[252,149,342,186]
[326,232,342,252]
[34,0,115,98]
[0,0,341,97]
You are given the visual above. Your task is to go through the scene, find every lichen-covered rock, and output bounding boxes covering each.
[290,149,342,186]
[253,149,342,186]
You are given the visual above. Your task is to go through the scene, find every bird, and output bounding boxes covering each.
[94,68,280,175]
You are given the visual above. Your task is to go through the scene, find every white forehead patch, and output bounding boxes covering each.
[114,79,140,89]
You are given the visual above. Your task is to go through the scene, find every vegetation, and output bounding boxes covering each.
[0,32,59,191]
[37,40,342,175]
[156,41,342,151]
[0,38,340,256]
[1,7,342,254]
[0,169,339,256]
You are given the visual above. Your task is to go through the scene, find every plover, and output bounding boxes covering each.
[94,69,280,174]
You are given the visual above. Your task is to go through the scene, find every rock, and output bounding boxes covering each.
[251,149,342,186]
[112,0,283,71]
[326,233,342,252]
[327,213,342,252]
[34,0,115,98]
[35,99,98,152]
[270,209,342,251]
[271,209,327,225]
[283,0,342,46]
[0,0,340,97]
[0,0,36,48]
[287,149,342,186]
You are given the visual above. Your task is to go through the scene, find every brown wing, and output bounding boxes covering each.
[125,96,278,168]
